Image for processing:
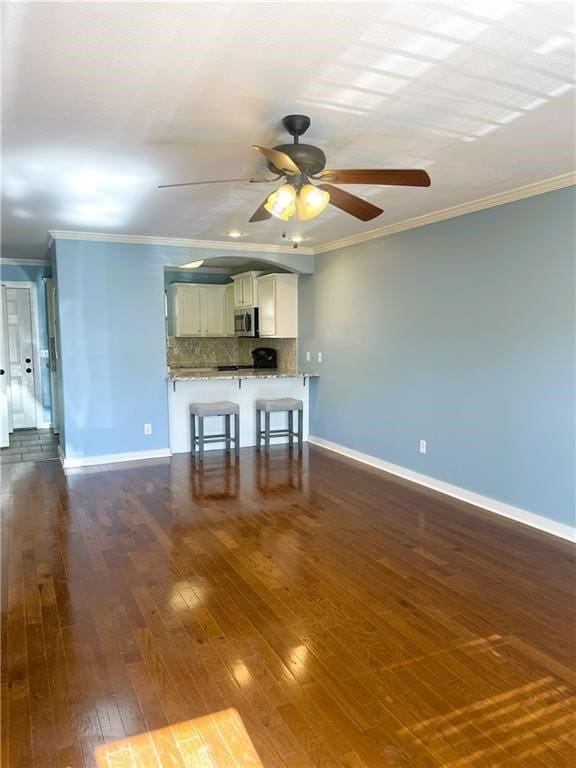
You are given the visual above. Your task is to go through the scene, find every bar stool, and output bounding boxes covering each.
[190,401,240,461]
[256,398,303,453]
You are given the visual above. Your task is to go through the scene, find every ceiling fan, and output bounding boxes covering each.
[158,114,431,224]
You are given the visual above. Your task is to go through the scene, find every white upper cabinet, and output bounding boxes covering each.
[256,274,298,338]
[225,283,235,336]
[172,284,202,335]
[171,283,227,336]
[231,271,264,307]
[257,277,275,337]
[202,285,226,336]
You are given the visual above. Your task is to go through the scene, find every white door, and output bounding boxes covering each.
[0,286,10,446]
[6,287,37,429]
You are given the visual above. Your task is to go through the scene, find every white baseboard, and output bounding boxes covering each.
[60,447,172,469]
[308,436,575,543]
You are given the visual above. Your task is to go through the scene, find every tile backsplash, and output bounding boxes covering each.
[238,338,297,371]
[167,336,297,371]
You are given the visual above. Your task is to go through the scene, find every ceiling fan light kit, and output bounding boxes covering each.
[264,181,330,222]
[159,114,431,226]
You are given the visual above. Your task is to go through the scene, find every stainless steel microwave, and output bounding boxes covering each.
[234,307,259,337]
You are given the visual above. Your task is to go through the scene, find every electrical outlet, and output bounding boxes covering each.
[144,423,152,435]
[317,352,323,362]
[419,439,427,454]
[306,351,311,362]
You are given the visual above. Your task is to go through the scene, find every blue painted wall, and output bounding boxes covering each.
[0,262,52,424]
[164,269,231,337]
[53,240,170,458]
[299,187,576,528]
[50,238,311,460]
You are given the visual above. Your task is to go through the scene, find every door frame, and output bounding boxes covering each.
[2,280,45,430]
[43,277,60,434]
[0,286,10,446]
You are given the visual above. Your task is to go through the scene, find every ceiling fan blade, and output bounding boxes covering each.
[249,196,273,223]
[318,184,383,222]
[158,177,278,189]
[318,169,431,187]
[253,145,301,175]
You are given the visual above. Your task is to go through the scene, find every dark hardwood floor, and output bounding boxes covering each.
[1,445,574,767]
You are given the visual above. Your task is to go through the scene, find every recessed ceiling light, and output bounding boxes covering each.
[224,230,245,238]
[180,259,204,269]
[289,235,307,243]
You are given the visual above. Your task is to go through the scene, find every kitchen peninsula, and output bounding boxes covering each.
[168,368,318,453]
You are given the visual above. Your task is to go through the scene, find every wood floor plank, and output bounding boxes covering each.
[1,446,574,766]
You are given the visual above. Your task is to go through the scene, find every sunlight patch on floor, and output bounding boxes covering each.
[95,708,264,768]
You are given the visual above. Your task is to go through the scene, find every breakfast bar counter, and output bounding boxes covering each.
[168,368,317,382]
[167,369,318,453]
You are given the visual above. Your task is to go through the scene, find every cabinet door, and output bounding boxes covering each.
[258,277,276,337]
[241,275,253,307]
[174,285,202,335]
[225,284,235,336]
[233,279,244,307]
[202,286,226,336]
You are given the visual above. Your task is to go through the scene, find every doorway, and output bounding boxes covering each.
[0,281,45,446]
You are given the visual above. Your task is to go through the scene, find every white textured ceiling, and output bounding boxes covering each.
[2,1,575,260]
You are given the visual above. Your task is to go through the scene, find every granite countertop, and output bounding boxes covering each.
[167,367,319,381]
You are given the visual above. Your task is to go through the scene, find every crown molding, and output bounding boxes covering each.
[314,172,576,254]
[48,230,315,255]
[0,258,50,266]
[45,173,575,259]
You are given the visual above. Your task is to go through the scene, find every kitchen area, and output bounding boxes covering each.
[166,264,317,453]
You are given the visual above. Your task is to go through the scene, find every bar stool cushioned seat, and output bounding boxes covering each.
[255,398,303,413]
[190,401,239,460]
[256,398,303,453]
[191,401,239,417]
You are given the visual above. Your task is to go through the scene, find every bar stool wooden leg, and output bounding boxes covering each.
[198,416,204,461]
[256,409,261,450]
[298,409,303,451]
[225,414,231,454]
[234,413,240,457]
[288,410,294,450]
[191,413,196,458]
[264,411,270,454]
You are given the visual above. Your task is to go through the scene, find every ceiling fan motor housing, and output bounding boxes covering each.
[268,143,327,177]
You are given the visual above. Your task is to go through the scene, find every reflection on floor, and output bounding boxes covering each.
[2,446,575,767]
[0,427,59,464]
[95,708,264,767]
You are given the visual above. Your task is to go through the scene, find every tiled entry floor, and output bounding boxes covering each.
[0,428,59,464]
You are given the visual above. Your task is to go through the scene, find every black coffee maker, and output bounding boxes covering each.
[251,347,277,369]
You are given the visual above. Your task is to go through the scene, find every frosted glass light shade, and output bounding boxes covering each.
[296,184,330,220]
[264,184,296,221]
